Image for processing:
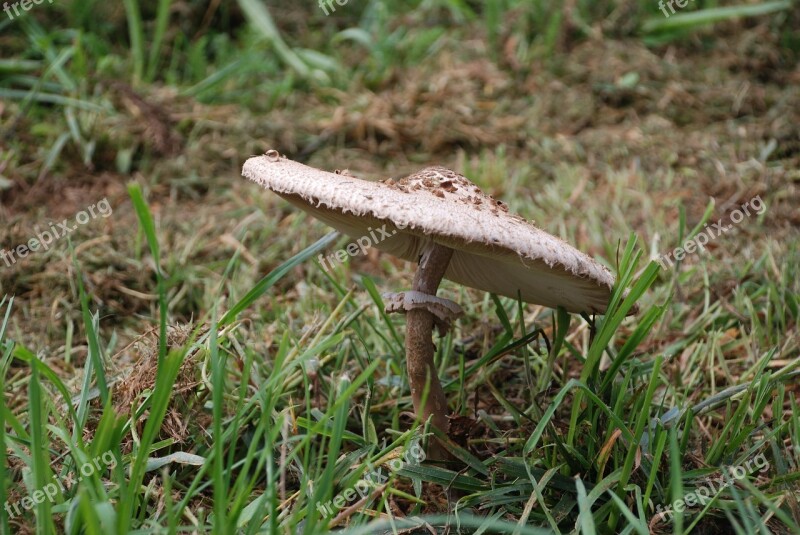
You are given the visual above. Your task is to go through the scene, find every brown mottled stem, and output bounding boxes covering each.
[406,241,454,459]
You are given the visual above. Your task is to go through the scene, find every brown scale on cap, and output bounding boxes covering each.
[383,166,519,221]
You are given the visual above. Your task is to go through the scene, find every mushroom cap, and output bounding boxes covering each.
[243,153,619,314]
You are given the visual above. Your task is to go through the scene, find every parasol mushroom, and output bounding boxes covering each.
[243,151,622,457]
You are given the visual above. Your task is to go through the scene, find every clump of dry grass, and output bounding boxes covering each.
[113,324,211,450]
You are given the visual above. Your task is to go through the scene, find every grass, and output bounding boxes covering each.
[1,0,799,533]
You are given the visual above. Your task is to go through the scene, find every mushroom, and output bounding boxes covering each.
[243,152,620,457]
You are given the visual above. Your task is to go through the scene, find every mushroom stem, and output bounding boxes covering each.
[406,241,454,454]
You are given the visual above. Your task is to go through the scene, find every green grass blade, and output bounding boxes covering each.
[128,183,168,364]
[210,309,228,531]
[220,231,340,326]
[29,355,55,534]
[122,0,145,82]
[643,1,791,33]
[74,257,110,407]
[0,298,10,534]
[145,0,174,82]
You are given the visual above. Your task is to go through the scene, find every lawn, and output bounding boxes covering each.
[0,1,799,533]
